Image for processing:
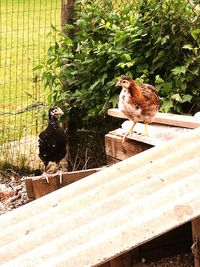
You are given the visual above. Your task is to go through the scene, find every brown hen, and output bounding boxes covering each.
[116,76,160,142]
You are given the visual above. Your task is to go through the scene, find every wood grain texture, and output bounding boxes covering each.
[192,218,200,267]
[108,108,200,129]
[25,167,105,199]
[105,132,151,161]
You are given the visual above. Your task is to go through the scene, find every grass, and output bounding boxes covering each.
[0,0,61,144]
[0,0,61,168]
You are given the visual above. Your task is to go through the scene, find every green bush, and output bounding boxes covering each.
[37,0,200,127]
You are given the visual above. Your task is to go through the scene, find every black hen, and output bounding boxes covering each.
[38,106,67,183]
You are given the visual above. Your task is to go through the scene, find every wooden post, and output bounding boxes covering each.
[192,217,200,267]
[61,0,76,36]
[110,258,120,267]
[110,251,133,267]
[99,263,110,267]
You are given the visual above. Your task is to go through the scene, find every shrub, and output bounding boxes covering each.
[36,0,200,127]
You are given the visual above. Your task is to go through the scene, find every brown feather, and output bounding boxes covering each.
[116,76,160,136]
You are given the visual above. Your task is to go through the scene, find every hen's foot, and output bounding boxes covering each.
[53,170,63,184]
[42,172,50,183]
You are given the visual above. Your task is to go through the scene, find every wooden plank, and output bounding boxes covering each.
[108,108,200,129]
[32,176,58,199]
[109,252,133,267]
[105,132,151,161]
[106,155,121,165]
[61,168,105,186]
[105,123,191,162]
[192,217,200,267]
[100,263,111,267]
[24,179,35,201]
[117,121,191,146]
[25,167,105,199]
[110,258,120,267]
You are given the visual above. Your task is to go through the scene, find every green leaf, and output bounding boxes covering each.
[181,94,192,103]
[171,93,182,102]
[183,44,193,50]
[105,21,111,28]
[190,29,200,45]
[161,35,169,45]
[161,98,174,113]
[63,24,75,30]
[47,57,55,65]
[120,53,132,62]
[155,75,164,84]
[117,62,134,68]
[109,94,119,107]
[32,64,44,71]
[171,66,187,75]
[153,51,165,63]
[77,19,87,28]
[155,36,162,44]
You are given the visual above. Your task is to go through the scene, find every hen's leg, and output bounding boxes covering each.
[42,169,50,183]
[53,163,63,184]
[143,123,149,136]
[56,169,63,184]
[41,164,50,183]
[122,121,136,142]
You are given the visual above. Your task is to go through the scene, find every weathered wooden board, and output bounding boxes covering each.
[105,122,192,165]
[110,121,191,146]
[108,108,200,129]
[25,167,105,199]
[0,128,200,266]
[105,131,151,163]
[192,218,200,267]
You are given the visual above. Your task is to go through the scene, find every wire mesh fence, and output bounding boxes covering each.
[0,0,61,170]
[0,0,199,172]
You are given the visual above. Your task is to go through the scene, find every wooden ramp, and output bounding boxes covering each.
[0,127,200,266]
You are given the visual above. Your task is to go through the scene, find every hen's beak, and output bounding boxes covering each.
[115,80,121,87]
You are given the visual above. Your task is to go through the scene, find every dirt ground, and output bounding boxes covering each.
[132,252,194,267]
[0,175,30,215]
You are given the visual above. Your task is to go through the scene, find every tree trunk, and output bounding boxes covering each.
[61,0,76,37]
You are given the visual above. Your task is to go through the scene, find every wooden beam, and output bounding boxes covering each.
[105,123,191,163]
[110,251,133,267]
[105,132,151,163]
[25,167,105,199]
[108,108,200,129]
[192,217,200,267]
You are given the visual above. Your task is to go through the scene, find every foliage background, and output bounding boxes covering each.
[36,0,199,170]
[40,0,200,124]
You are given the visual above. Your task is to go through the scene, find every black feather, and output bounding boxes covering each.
[38,106,67,170]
